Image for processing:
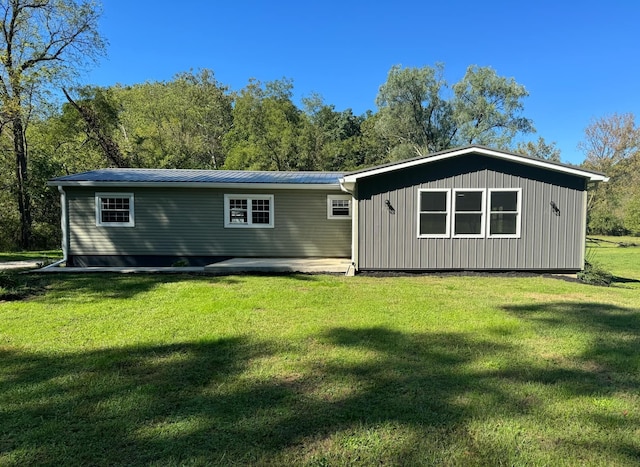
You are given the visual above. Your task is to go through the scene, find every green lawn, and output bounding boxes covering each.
[1,244,639,465]
[0,250,62,263]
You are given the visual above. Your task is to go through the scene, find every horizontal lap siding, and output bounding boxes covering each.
[357,155,586,270]
[68,188,351,257]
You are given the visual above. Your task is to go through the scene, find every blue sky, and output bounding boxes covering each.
[86,0,640,164]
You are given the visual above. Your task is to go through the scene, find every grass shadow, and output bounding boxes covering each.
[2,321,639,464]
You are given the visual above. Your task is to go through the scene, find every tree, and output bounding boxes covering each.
[452,65,534,147]
[223,78,308,171]
[375,63,455,157]
[516,137,561,162]
[374,64,534,159]
[0,0,105,248]
[578,113,640,235]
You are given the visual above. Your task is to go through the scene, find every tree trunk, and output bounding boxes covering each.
[12,116,32,249]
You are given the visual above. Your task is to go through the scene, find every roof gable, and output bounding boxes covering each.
[341,146,608,184]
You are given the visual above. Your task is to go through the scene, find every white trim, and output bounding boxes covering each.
[487,188,522,238]
[49,181,340,190]
[417,189,451,238]
[342,146,609,183]
[327,194,352,219]
[223,194,274,228]
[95,192,135,227]
[351,193,359,271]
[58,186,68,261]
[452,189,485,238]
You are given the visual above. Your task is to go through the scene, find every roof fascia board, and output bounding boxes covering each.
[342,147,608,183]
[47,181,343,190]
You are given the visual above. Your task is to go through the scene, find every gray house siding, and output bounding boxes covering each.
[66,187,351,264]
[357,154,587,271]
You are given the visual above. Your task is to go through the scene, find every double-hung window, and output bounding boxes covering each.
[96,193,135,227]
[452,190,485,238]
[224,194,274,228]
[418,189,450,237]
[327,195,351,219]
[417,188,521,239]
[488,189,521,238]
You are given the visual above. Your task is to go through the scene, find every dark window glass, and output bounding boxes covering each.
[491,191,517,211]
[420,213,447,235]
[331,199,350,216]
[455,191,482,211]
[229,199,248,223]
[252,199,270,224]
[420,191,447,212]
[100,197,131,224]
[490,213,517,235]
[454,213,482,235]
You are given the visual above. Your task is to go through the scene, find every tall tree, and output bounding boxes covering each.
[375,64,534,159]
[375,63,455,157]
[578,113,640,234]
[516,137,561,162]
[223,78,307,171]
[452,65,534,147]
[0,0,104,248]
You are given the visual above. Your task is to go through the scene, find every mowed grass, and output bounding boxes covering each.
[1,246,639,465]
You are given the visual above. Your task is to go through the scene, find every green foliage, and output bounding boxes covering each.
[375,64,534,157]
[516,136,561,161]
[581,113,640,236]
[577,261,613,286]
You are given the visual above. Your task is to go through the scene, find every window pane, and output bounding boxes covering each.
[420,191,447,212]
[252,210,270,224]
[230,209,247,223]
[454,213,482,235]
[331,199,350,217]
[420,213,447,235]
[491,191,517,211]
[455,191,482,211]
[490,213,517,235]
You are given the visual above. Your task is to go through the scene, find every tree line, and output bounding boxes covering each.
[0,0,637,251]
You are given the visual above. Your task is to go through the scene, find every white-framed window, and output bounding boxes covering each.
[224,194,274,228]
[488,189,521,238]
[327,194,352,219]
[95,193,135,227]
[452,189,485,238]
[418,189,450,237]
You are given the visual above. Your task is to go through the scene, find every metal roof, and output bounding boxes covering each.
[49,168,345,187]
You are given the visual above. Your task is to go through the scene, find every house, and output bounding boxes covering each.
[48,146,607,272]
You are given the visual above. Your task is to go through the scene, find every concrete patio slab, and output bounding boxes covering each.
[204,257,352,274]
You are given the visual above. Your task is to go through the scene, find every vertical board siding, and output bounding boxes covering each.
[357,155,587,270]
[68,187,351,257]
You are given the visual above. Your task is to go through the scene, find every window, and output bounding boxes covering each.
[95,193,134,227]
[418,189,450,237]
[224,194,274,228]
[488,189,521,238]
[327,195,351,219]
[453,190,485,237]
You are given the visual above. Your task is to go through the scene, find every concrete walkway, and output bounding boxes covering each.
[0,260,41,271]
[31,258,353,275]
[204,257,353,274]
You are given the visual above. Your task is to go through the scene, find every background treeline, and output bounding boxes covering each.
[1,67,639,250]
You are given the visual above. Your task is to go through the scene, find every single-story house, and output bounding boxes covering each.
[48,145,607,272]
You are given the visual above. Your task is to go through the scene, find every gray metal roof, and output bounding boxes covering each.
[50,168,345,186]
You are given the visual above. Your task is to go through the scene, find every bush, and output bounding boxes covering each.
[577,261,613,286]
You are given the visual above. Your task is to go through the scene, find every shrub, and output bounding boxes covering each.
[578,261,613,286]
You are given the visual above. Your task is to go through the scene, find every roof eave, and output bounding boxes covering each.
[47,180,343,190]
[341,146,608,183]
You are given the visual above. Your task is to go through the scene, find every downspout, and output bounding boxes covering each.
[340,179,358,275]
[57,185,69,264]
